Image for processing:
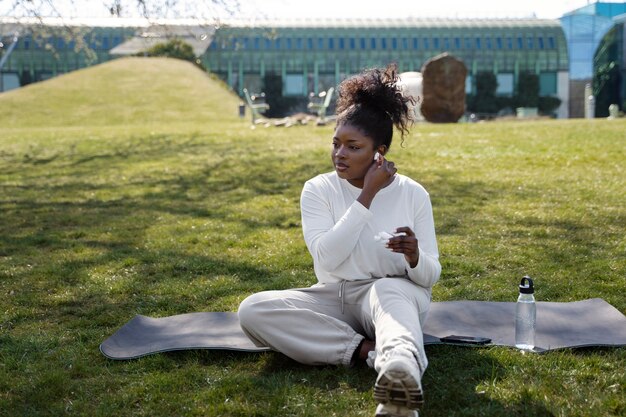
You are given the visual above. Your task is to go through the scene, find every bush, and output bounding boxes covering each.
[538,96,562,116]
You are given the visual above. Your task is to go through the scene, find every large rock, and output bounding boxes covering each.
[420,53,467,123]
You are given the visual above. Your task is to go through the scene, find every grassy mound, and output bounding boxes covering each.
[0,57,241,127]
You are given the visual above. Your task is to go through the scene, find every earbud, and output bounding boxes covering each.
[373,151,381,162]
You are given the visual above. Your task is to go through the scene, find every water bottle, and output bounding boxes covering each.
[515,276,536,350]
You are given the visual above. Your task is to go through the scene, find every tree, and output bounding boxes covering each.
[515,72,539,108]
[2,1,240,20]
[142,39,206,70]
[468,71,499,114]
[262,73,307,118]
[2,1,240,67]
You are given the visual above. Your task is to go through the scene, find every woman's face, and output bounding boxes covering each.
[331,123,379,188]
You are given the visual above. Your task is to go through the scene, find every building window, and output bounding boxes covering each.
[548,36,555,49]
[318,37,324,49]
[413,37,419,49]
[517,36,523,49]
[496,73,514,95]
[286,38,292,49]
[307,38,313,49]
[402,38,408,49]
[507,37,513,49]
[285,74,304,96]
[265,38,271,49]
[444,38,450,49]
[466,75,473,94]
[254,37,260,49]
[539,72,557,95]
[454,37,460,49]
[296,38,302,49]
[527,37,534,49]
[496,37,502,49]
[464,37,471,49]
[538,37,544,49]
[486,37,492,49]
[381,38,387,49]
[432,38,439,49]
[275,38,281,49]
[243,38,249,49]
[392,38,397,50]
[339,38,345,49]
[350,38,355,49]
[23,36,31,49]
[361,37,366,49]
[475,37,481,49]
[424,38,430,49]
[328,38,334,49]
[371,38,377,49]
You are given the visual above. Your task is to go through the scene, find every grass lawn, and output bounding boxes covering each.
[0,58,624,416]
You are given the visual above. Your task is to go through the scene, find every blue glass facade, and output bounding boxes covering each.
[560,1,626,79]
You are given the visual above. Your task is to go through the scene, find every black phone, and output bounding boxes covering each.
[439,335,492,345]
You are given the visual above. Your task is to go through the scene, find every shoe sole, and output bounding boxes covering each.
[374,402,419,417]
[374,369,423,410]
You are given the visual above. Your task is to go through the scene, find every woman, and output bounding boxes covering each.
[238,64,441,417]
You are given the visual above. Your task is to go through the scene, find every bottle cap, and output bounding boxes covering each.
[519,276,534,294]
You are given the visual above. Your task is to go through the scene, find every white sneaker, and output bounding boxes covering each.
[374,349,423,413]
[374,403,419,417]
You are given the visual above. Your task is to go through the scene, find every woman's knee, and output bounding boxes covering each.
[238,291,283,328]
[238,292,265,329]
[370,278,430,310]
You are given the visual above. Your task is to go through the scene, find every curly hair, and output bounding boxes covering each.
[335,63,413,149]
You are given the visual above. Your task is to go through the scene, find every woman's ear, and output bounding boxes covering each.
[378,145,388,156]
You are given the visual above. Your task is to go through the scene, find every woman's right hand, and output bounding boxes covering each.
[364,154,397,193]
[358,155,397,208]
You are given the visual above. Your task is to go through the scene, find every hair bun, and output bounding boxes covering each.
[336,63,412,138]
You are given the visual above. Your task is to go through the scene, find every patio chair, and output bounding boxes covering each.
[243,88,270,125]
[307,87,334,124]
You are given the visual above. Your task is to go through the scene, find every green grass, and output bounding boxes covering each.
[1,58,624,416]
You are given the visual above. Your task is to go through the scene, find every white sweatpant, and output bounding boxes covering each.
[238,277,430,373]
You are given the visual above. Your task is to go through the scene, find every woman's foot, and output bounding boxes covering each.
[374,349,423,414]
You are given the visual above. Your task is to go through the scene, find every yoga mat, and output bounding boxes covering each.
[100,298,626,360]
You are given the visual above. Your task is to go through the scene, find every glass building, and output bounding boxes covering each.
[560,1,626,116]
[204,18,569,118]
[1,16,570,117]
[593,14,626,116]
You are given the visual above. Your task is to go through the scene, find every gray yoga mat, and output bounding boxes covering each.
[100,298,626,360]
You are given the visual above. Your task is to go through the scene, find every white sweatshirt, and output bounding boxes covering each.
[300,171,441,290]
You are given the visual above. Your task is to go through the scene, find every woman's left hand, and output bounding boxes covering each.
[387,226,419,268]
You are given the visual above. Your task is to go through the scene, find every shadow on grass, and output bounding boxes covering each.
[424,345,555,417]
[426,170,497,238]
[1,132,621,415]
[143,345,558,416]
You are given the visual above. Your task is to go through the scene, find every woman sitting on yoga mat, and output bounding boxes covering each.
[238,63,440,417]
